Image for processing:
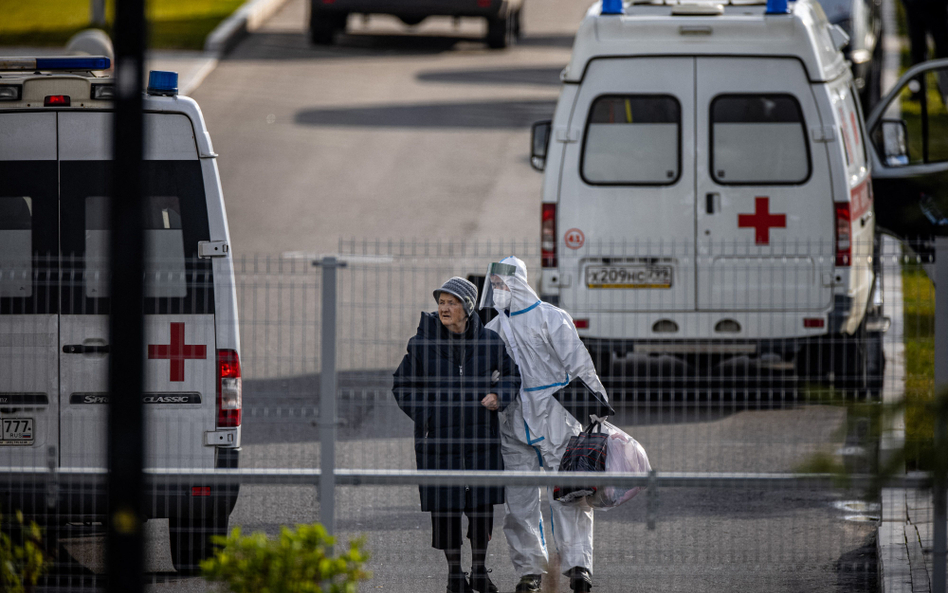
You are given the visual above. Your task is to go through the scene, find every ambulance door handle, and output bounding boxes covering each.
[62,344,110,354]
[705,193,719,214]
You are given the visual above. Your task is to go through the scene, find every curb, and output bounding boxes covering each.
[205,0,291,55]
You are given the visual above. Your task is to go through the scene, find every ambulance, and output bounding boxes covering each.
[529,0,948,393]
[0,56,240,573]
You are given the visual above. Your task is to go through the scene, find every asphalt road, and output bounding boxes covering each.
[44,0,882,590]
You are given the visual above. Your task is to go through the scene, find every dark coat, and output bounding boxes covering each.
[392,311,520,512]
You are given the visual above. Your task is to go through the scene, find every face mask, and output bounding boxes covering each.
[493,290,511,309]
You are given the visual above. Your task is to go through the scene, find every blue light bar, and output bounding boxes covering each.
[147,71,178,96]
[35,57,111,70]
[765,0,790,14]
[601,0,624,14]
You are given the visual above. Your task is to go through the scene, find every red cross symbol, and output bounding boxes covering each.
[737,197,786,245]
[148,322,207,382]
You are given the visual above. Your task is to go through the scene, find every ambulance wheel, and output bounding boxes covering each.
[169,513,229,575]
[590,345,613,378]
[486,11,512,49]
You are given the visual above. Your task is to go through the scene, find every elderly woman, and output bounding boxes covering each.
[393,277,520,593]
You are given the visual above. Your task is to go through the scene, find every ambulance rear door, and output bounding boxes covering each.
[58,111,218,473]
[557,57,696,317]
[694,57,835,313]
[0,113,59,479]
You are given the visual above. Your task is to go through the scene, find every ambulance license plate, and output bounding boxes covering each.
[1,418,34,445]
[586,265,673,289]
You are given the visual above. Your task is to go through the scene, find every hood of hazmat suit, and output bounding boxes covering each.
[481,256,608,448]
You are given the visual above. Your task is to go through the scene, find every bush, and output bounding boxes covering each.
[0,510,49,593]
[200,523,370,593]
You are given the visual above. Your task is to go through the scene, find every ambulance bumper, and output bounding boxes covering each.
[0,479,240,524]
[573,310,831,344]
[0,450,241,524]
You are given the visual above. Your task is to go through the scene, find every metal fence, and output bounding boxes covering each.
[0,236,943,592]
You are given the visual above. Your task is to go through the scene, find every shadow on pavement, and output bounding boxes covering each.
[224,29,574,61]
[416,66,563,86]
[293,99,556,129]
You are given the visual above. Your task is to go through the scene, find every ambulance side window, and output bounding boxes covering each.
[580,95,681,185]
[711,94,811,185]
[836,85,867,172]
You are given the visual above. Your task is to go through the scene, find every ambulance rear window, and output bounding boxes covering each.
[581,95,681,185]
[84,196,188,299]
[60,160,214,315]
[711,94,810,185]
[0,197,33,297]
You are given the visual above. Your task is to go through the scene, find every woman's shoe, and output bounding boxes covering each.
[515,574,542,592]
[470,566,499,593]
[565,566,592,592]
[447,572,475,593]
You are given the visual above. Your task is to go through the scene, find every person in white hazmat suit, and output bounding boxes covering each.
[479,257,609,593]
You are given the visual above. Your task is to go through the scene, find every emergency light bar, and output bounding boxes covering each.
[0,56,111,72]
[601,0,625,15]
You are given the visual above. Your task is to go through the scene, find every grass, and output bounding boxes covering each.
[902,262,936,470]
[0,0,246,50]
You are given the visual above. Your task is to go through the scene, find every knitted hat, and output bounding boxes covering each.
[433,277,478,318]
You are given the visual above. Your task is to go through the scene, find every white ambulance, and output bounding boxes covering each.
[529,0,947,392]
[0,56,241,573]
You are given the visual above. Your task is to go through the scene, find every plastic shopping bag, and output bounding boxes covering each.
[585,421,651,510]
[553,421,608,504]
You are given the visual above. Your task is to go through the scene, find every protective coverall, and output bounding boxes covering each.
[479,256,608,580]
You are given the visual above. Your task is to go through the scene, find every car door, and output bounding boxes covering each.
[557,57,696,316]
[0,113,59,477]
[695,57,835,312]
[867,58,948,260]
[58,111,218,472]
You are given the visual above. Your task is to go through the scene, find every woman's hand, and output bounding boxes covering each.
[481,393,499,411]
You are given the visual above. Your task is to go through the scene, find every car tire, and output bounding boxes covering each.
[486,11,512,49]
[169,512,229,575]
[309,12,346,45]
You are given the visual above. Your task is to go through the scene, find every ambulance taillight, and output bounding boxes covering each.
[542,203,557,267]
[217,350,242,428]
[835,202,852,266]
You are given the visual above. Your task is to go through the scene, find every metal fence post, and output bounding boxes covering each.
[317,256,345,543]
[107,0,146,590]
[934,237,948,593]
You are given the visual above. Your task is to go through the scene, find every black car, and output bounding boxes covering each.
[818,0,885,109]
[308,0,524,48]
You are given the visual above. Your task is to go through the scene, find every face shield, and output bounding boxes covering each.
[478,261,517,310]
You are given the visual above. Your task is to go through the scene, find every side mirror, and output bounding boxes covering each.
[531,120,552,172]
[880,119,909,167]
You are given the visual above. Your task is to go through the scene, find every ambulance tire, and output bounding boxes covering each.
[589,344,613,379]
[169,512,229,575]
[865,331,885,399]
[486,11,512,49]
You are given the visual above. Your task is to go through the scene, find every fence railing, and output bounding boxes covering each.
[0,236,944,591]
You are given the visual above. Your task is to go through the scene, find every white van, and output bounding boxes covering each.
[0,56,241,573]
[529,0,947,393]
